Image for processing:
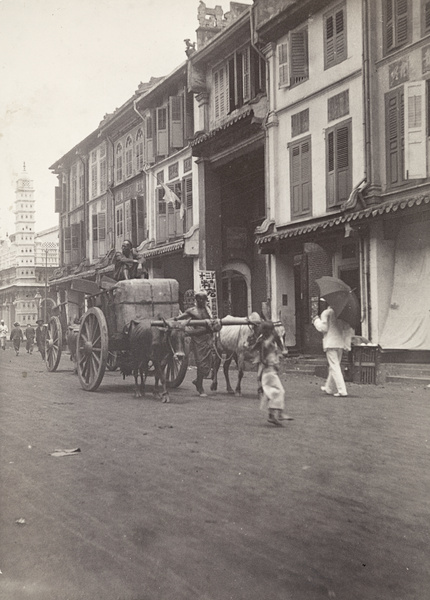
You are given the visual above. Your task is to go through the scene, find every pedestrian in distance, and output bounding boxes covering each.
[175,290,218,397]
[10,322,23,356]
[35,319,46,360]
[0,319,8,350]
[251,321,291,426]
[25,323,35,354]
[312,300,354,397]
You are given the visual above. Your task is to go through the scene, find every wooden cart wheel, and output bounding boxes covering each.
[106,350,118,371]
[77,307,108,391]
[165,350,189,388]
[45,316,63,372]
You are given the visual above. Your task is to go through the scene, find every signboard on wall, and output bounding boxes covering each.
[198,270,218,317]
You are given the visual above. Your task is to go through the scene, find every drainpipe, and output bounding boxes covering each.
[361,0,372,339]
[105,134,115,252]
[362,0,371,182]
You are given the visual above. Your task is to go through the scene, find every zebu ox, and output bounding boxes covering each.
[118,319,186,401]
[210,314,288,396]
[66,323,80,374]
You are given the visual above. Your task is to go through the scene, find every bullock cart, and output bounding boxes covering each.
[74,278,188,392]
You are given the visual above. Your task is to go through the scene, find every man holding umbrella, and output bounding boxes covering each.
[313,276,358,397]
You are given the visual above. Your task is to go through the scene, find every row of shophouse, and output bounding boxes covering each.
[49,0,430,358]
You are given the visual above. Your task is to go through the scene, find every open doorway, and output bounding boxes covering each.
[222,271,248,317]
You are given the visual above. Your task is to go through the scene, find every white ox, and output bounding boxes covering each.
[210,313,288,396]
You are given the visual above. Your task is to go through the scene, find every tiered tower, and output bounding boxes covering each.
[13,163,36,279]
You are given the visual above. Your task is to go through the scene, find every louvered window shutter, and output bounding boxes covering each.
[55,186,62,213]
[336,125,350,203]
[157,107,168,156]
[327,131,336,207]
[183,176,193,231]
[385,89,404,186]
[64,226,71,265]
[145,115,154,163]
[169,96,184,149]
[174,182,183,235]
[278,42,289,87]
[425,1,430,33]
[291,140,312,217]
[242,47,250,102]
[334,9,346,62]
[325,15,335,67]
[396,0,408,46]
[404,81,427,179]
[157,187,167,242]
[290,30,308,85]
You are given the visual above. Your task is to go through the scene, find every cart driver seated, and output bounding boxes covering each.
[114,240,147,281]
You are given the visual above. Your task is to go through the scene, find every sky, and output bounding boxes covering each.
[0,0,234,238]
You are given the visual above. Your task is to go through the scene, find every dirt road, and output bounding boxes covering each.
[0,348,429,599]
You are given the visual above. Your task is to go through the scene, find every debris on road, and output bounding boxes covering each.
[15,518,26,525]
[50,447,81,457]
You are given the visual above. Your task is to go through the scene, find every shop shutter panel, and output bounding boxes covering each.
[404,81,427,179]
[278,42,289,87]
[290,30,308,83]
[169,96,184,149]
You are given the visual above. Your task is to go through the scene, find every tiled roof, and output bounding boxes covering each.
[142,240,184,258]
[255,194,430,245]
[191,108,253,147]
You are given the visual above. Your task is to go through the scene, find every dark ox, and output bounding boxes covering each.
[119,319,186,402]
[66,325,80,374]
[210,314,288,396]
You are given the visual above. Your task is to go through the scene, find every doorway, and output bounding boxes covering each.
[222,271,248,317]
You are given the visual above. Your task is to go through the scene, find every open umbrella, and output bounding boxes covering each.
[315,276,360,329]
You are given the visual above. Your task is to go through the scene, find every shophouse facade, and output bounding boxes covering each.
[253,0,430,359]
[188,2,270,317]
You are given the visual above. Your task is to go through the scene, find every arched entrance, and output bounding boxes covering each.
[221,262,251,317]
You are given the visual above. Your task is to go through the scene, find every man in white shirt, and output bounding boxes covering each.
[313,303,354,397]
[0,319,8,350]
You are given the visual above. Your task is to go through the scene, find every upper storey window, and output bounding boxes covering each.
[383,0,410,55]
[324,4,347,69]
[423,0,430,37]
[213,45,266,121]
[278,27,309,88]
[116,143,123,182]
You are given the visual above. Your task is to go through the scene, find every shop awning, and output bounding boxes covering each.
[255,194,430,246]
[142,240,184,259]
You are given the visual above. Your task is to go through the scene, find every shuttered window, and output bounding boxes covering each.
[214,64,229,119]
[145,114,155,164]
[157,106,168,157]
[326,119,352,207]
[290,137,312,218]
[290,29,309,86]
[384,0,410,54]
[385,88,405,188]
[116,143,123,182]
[182,175,193,231]
[324,4,347,69]
[169,96,184,150]
[423,0,430,36]
[125,136,133,178]
[278,42,289,87]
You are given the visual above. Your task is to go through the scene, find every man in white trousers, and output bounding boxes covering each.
[313,302,354,397]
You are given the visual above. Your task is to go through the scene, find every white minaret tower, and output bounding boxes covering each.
[14,163,36,274]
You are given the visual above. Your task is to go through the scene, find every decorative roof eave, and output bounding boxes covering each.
[191,108,254,148]
[255,195,430,245]
[142,240,185,259]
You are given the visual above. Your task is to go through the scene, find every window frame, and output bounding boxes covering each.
[325,118,352,208]
[289,134,312,219]
[323,3,347,70]
[383,0,410,55]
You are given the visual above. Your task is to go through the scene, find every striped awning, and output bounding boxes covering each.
[255,194,430,245]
